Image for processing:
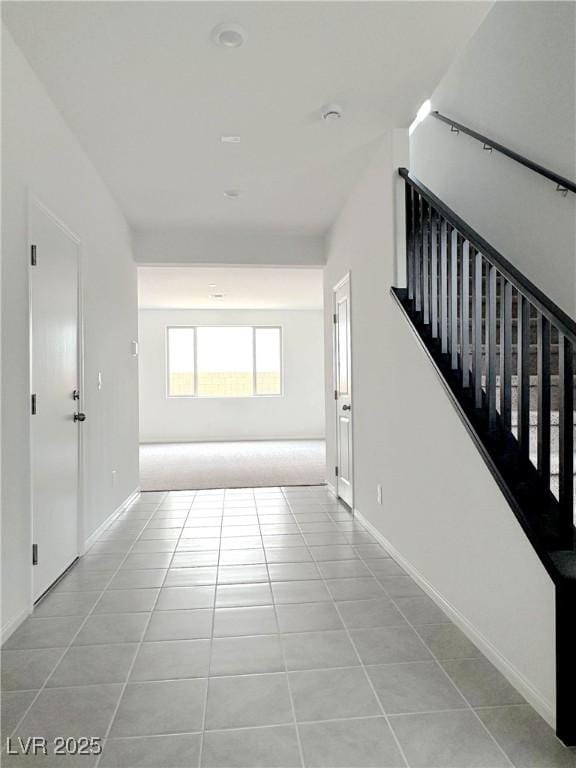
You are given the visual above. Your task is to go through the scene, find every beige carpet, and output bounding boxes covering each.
[139,439,326,491]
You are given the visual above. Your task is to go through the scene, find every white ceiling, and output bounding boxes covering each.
[3,1,490,235]
[138,266,324,309]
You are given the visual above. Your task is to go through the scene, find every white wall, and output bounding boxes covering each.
[135,229,324,267]
[324,129,556,723]
[1,28,139,639]
[139,309,325,442]
[411,1,576,314]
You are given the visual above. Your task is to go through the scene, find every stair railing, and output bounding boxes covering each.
[394,167,576,745]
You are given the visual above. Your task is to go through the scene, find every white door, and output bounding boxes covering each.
[333,274,354,507]
[30,201,82,600]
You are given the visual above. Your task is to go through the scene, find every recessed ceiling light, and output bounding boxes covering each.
[209,293,225,299]
[221,136,241,143]
[208,283,217,289]
[223,189,241,199]
[322,104,343,122]
[212,23,246,49]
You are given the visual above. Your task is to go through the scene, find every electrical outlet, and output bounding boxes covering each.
[377,484,382,504]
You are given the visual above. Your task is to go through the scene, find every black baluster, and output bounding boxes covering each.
[558,333,573,538]
[440,219,448,354]
[406,183,414,303]
[450,229,459,370]
[500,280,513,429]
[460,241,470,387]
[487,265,497,429]
[422,200,430,325]
[537,313,551,486]
[517,295,531,460]
[473,251,483,408]
[430,210,439,339]
[414,193,422,314]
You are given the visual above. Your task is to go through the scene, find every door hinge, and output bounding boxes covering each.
[335,466,339,477]
[334,389,338,400]
[333,313,337,324]
[32,544,38,566]
[30,245,37,266]
[31,393,37,415]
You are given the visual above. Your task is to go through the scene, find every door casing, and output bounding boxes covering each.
[332,272,354,509]
[28,195,85,604]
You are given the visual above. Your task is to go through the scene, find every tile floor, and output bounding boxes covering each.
[2,485,575,767]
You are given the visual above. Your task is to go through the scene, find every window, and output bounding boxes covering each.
[167,326,282,398]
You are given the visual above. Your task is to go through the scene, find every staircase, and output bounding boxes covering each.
[393,166,576,746]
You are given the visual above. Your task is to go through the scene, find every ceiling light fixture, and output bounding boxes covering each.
[223,189,241,199]
[209,293,225,299]
[221,136,241,144]
[321,104,343,122]
[212,23,246,49]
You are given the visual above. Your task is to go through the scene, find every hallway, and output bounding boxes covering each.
[3,486,573,767]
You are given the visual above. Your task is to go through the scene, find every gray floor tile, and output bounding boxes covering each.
[3,617,84,650]
[1,690,36,737]
[1,648,63,691]
[101,734,201,767]
[317,560,371,579]
[263,535,306,548]
[366,559,406,577]
[130,539,177,553]
[164,567,218,587]
[303,533,348,546]
[122,553,173,570]
[73,613,149,645]
[290,667,380,722]
[326,577,385,601]
[217,565,269,584]
[394,596,451,625]
[111,679,207,736]
[33,591,100,618]
[131,639,210,681]
[108,569,167,590]
[210,635,284,675]
[354,544,390,559]
[265,547,313,563]
[156,586,215,610]
[268,563,321,581]
[276,602,343,633]
[47,644,137,687]
[201,725,301,768]
[351,626,432,664]
[95,589,159,614]
[16,684,122,739]
[271,580,331,604]
[79,554,125,571]
[476,705,576,767]
[299,717,404,767]
[173,552,220,567]
[215,583,272,608]
[89,540,133,554]
[145,609,213,641]
[219,550,266,566]
[309,545,359,561]
[205,673,292,730]
[367,661,468,714]
[338,598,407,629]
[54,571,111,593]
[377,575,425,598]
[213,606,278,637]
[282,630,359,670]
[389,710,510,767]
[417,624,483,660]
[442,658,525,706]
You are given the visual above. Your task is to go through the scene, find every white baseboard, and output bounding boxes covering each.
[83,487,141,553]
[353,507,555,728]
[1,606,30,647]
[140,437,326,444]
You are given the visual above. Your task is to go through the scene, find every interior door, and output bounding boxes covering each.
[30,200,81,600]
[333,274,353,507]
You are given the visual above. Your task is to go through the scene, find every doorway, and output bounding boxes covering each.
[333,273,354,507]
[29,200,83,601]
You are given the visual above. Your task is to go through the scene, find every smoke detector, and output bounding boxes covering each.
[322,104,343,122]
[223,189,241,199]
[212,23,246,48]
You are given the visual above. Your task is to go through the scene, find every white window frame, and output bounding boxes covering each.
[166,325,284,399]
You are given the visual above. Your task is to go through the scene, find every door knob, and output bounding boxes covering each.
[342,404,351,411]
[74,413,86,422]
